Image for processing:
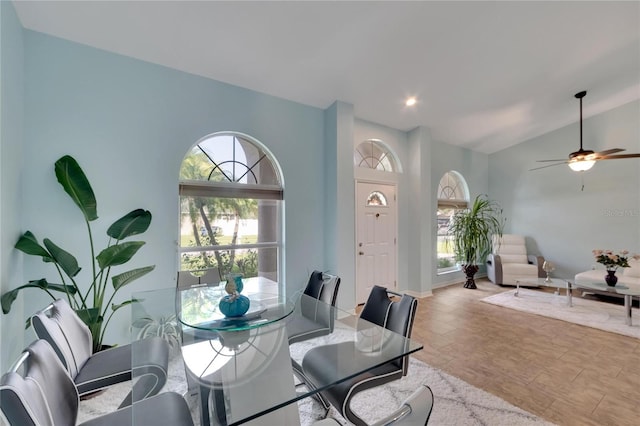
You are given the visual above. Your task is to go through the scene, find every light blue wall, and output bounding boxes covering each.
[0,0,25,371]
[325,102,356,309]
[489,100,640,279]
[407,126,434,296]
[20,31,326,345]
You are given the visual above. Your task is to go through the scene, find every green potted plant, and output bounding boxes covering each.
[448,194,504,289]
[1,155,155,352]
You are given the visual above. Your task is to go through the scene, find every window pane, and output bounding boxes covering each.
[437,207,459,272]
[180,196,278,248]
[180,247,279,282]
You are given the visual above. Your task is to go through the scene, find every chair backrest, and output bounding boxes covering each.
[303,270,341,306]
[360,285,417,375]
[492,234,528,264]
[0,339,79,426]
[31,299,93,379]
[299,271,341,329]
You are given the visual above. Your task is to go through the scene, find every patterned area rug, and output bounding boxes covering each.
[78,346,554,425]
[297,356,554,425]
[481,288,640,339]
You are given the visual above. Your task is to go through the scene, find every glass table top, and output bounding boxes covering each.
[131,284,424,425]
[515,277,569,288]
[574,280,640,296]
[176,276,295,332]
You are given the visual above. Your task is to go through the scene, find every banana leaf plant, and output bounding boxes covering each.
[1,155,155,352]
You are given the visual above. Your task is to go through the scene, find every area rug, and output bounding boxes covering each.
[78,349,554,425]
[481,288,640,339]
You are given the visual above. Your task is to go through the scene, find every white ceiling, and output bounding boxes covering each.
[12,1,640,153]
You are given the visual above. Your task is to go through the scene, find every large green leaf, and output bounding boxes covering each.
[111,266,155,291]
[448,194,504,265]
[55,155,98,222]
[111,299,136,312]
[43,239,81,278]
[75,307,102,329]
[14,231,53,261]
[107,209,152,240]
[96,241,145,269]
[1,279,76,314]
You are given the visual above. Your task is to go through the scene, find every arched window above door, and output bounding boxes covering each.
[354,139,398,172]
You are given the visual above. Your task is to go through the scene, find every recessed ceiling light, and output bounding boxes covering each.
[405,97,417,107]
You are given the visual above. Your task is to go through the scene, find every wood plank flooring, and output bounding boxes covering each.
[409,278,640,426]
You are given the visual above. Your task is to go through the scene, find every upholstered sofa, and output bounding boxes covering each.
[574,259,640,286]
[486,234,545,285]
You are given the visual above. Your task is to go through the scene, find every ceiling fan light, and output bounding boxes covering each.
[568,159,595,171]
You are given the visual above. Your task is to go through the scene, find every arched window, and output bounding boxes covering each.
[178,132,283,283]
[436,171,469,274]
[354,139,397,172]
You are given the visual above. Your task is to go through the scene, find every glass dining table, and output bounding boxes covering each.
[131,277,423,425]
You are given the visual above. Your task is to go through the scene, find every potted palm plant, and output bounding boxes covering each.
[1,155,155,352]
[448,194,504,289]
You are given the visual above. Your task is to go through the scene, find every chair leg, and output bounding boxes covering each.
[291,358,330,412]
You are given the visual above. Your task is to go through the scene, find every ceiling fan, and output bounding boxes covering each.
[531,90,640,171]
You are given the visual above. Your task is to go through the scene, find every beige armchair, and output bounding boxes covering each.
[486,234,544,285]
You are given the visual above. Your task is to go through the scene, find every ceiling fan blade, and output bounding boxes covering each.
[529,162,567,171]
[597,153,640,160]
[536,159,567,163]
[596,148,625,156]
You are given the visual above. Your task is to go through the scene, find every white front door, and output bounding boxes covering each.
[355,182,397,304]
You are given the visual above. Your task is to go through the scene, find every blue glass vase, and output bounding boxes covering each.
[219,294,250,317]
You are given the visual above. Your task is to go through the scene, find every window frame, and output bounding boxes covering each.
[178,132,283,281]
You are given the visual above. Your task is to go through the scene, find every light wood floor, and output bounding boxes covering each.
[409,278,639,426]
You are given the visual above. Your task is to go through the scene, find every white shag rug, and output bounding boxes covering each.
[297,356,554,426]
[78,347,554,425]
[481,288,640,339]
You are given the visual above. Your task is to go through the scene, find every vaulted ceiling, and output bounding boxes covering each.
[13,1,640,153]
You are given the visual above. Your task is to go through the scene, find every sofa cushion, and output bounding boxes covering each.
[493,234,528,264]
[623,259,640,278]
[501,263,539,285]
[499,254,528,264]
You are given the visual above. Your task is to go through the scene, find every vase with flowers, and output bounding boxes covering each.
[592,249,640,286]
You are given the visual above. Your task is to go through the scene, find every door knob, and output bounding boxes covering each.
[359,251,364,255]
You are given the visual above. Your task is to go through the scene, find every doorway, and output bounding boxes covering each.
[355,181,397,304]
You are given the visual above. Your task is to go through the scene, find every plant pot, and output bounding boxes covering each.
[605,270,618,287]
[462,264,479,289]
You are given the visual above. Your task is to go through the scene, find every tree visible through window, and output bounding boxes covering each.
[178,133,282,282]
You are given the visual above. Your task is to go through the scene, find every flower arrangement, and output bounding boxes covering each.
[592,250,640,271]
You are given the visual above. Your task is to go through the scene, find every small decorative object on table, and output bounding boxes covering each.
[219,274,250,317]
[592,249,640,287]
[542,260,555,283]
